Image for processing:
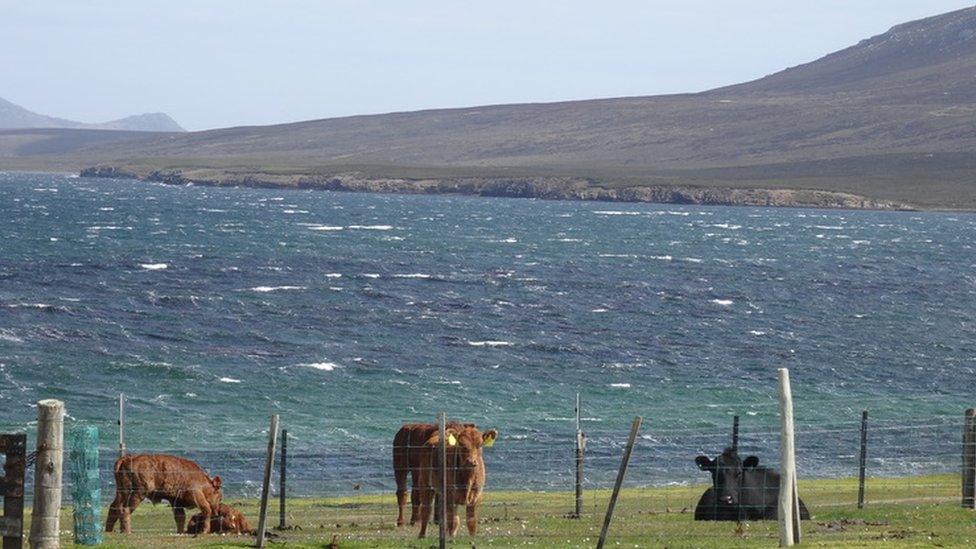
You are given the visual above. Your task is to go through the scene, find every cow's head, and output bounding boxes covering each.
[206,475,223,508]
[695,448,758,506]
[431,426,498,502]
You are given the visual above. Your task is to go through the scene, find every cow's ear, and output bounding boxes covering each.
[743,456,759,469]
[482,429,498,448]
[211,476,222,490]
[695,456,714,471]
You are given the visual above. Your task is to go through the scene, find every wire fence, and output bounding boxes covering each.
[3,395,975,546]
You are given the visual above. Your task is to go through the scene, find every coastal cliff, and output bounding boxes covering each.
[79,166,912,210]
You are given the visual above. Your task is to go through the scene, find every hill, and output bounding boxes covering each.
[2,7,976,210]
[0,96,184,132]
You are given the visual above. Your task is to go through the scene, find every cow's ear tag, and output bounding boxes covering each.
[447,433,457,447]
[483,435,495,448]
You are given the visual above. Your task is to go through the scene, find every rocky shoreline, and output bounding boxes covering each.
[79,166,914,211]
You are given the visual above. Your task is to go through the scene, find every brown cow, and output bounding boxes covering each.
[186,503,253,535]
[416,425,498,538]
[394,422,474,527]
[105,454,223,534]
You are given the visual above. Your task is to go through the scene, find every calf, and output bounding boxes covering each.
[416,425,498,538]
[187,503,253,535]
[694,447,810,521]
[105,454,222,534]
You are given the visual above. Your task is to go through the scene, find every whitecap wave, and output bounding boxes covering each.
[348,225,393,230]
[307,225,344,231]
[301,362,339,371]
[467,340,513,347]
[140,263,168,271]
[393,273,431,279]
[249,286,306,292]
[711,299,734,306]
[219,377,241,383]
[610,383,631,388]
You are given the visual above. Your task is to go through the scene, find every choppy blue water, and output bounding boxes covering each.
[1,172,974,495]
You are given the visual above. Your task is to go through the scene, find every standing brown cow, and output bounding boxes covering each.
[105,454,223,534]
[416,424,498,538]
[393,422,473,527]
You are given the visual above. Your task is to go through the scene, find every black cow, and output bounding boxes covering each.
[694,447,810,521]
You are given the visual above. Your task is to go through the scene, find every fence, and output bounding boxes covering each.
[3,389,976,547]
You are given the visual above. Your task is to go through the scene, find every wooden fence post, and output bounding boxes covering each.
[573,392,585,519]
[778,369,800,547]
[963,409,976,509]
[29,399,64,549]
[278,429,287,529]
[255,414,279,548]
[1,434,26,549]
[596,416,642,549]
[437,412,447,549]
[732,415,740,451]
[857,411,868,509]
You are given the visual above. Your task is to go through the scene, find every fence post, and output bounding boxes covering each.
[963,409,976,509]
[278,429,287,529]
[1,433,26,549]
[778,369,800,547]
[68,426,101,546]
[437,412,447,549]
[596,416,642,549]
[255,414,279,548]
[732,415,740,451]
[857,410,868,509]
[118,393,126,458]
[29,399,64,549]
[573,392,585,519]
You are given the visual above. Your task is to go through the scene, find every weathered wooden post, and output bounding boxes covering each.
[117,393,126,457]
[857,410,868,509]
[29,399,64,549]
[0,433,27,549]
[732,415,740,451]
[962,409,976,509]
[437,412,447,549]
[278,429,287,529]
[255,414,279,548]
[596,416,642,549]
[572,392,586,519]
[778,369,800,547]
[68,426,101,545]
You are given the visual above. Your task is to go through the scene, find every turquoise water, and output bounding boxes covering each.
[1,172,974,493]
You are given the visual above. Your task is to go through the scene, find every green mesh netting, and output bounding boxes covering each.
[69,425,102,545]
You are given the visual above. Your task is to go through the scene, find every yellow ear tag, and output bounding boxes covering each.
[483,436,495,448]
[447,433,457,447]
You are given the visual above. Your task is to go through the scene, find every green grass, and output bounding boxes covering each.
[38,475,976,548]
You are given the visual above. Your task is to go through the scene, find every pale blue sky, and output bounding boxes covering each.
[2,1,973,130]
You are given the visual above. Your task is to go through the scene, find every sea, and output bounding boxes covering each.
[1,172,974,496]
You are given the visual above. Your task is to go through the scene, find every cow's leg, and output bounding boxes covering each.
[466,503,478,535]
[121,494,142,534]
[105,491,124,532]
[395,467,409,527]
[417,487,432,539]
[173,507,187,534]
[191,493,213,534]
[446,503,460,537]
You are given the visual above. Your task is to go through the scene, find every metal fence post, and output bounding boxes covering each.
[256,414,279,547]
[857,410,868,509]
[596,416,642,549]
[573,392,585,519]
[118,393,126,458]
[732,415,740,451]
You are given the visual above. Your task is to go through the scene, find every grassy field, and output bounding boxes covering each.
[29,474,976,548]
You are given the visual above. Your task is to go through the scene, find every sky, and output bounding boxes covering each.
[1,1,974,131]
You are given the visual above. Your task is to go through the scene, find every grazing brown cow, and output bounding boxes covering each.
[186,503,254,535]
[105,454,223,534]
[393,422,473,527]
[416,424,498,538]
